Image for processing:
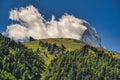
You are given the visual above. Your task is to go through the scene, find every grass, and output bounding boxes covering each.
[23,38,85,51]
[22,38,120,60]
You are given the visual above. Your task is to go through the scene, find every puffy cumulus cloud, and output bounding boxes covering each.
[5,5,89,41]
[6,24,27,40]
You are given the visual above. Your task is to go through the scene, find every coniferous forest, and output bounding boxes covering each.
[0,33,120,80]
[0,34,44,79]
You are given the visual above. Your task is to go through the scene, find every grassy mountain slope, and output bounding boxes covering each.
[23,38,120,59]
[23,38,85,51]
[23,38,86,66]
[23,38,120,80]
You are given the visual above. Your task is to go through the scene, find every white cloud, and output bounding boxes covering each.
[6,24,27,40]
[3,5,103,48]
[5,5,88,41]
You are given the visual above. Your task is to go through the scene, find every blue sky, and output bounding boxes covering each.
[0,0,120,52]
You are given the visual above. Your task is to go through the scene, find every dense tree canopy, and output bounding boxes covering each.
[0,34,44,79]
[44,45,120,80]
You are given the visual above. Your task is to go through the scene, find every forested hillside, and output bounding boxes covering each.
[0,33,120,80]
[44,45,120,80]
[0,34,44,80]
[23,38,120,80]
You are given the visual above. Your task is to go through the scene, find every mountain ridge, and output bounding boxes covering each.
[23,38,120,58]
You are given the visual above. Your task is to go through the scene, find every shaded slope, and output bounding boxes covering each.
[0,34,44,80]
